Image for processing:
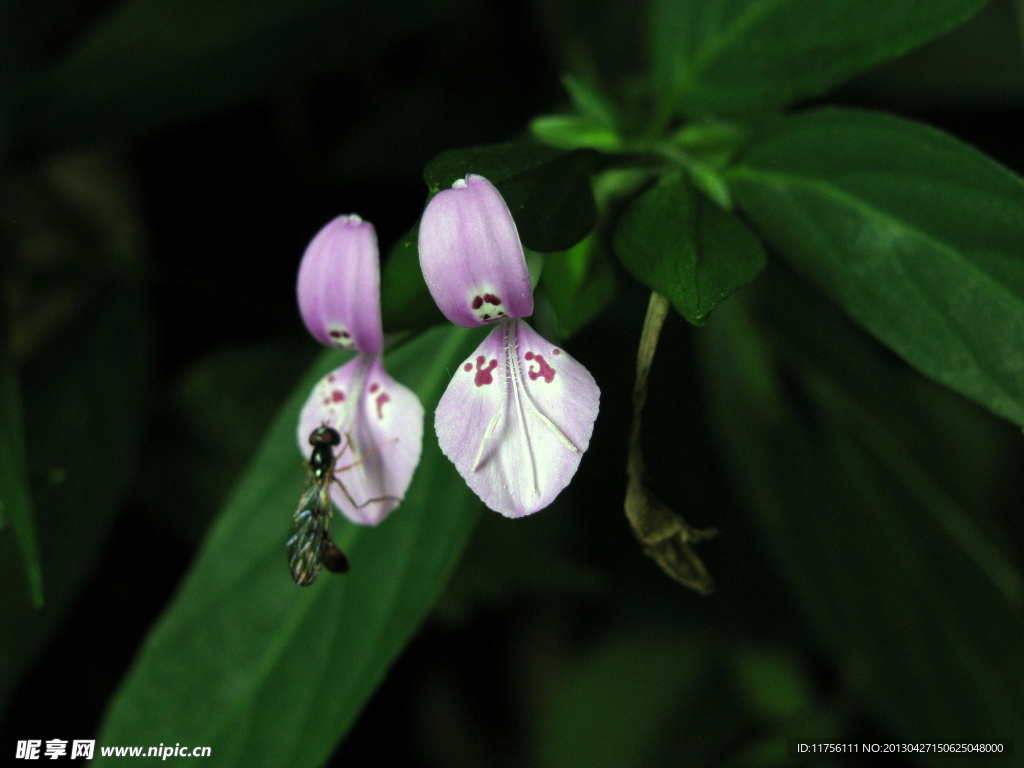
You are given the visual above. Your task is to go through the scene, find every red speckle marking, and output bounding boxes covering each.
[331,389,345,402]
[483,293,502,305]
[471,295,484,309]
[473,356,497,387]
[369,382,380,393]
[375,392,390,420]
[463,362,473,372]
[552,348,561,355]
[524,351,556,383]
[327,374,336,382]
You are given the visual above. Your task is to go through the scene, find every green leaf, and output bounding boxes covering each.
[96,325,481,767]
[670,120,749,157]
[703,291,1024,745]
[0,298,42,606]
[10,0,465,154]
[530,115,622,152]
[424,143,598,252]
[649,0,988,117]
[530,74,623,152]
[539,232,616,338]
[614,172,766,325]
[728,107,1024,428]
[561,73,619,129]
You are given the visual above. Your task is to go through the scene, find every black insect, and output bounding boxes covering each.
[287,424,400,585]
[287,425,352,586]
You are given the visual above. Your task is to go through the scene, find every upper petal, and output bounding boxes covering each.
[298,355,424,525]
[434,319,600,517]
[418,174,533,328]
[297,214,384,354]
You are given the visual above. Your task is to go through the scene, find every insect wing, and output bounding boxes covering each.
[287,486,329,586]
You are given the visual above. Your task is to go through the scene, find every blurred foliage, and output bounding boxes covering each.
[705,268,1024,746]
[0,153,154,718]
[1,0,1022,766]
[729,107,1024,428]
[0,270,40,606]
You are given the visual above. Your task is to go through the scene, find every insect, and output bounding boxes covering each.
[287,424,400,586]
[287,425,352,586]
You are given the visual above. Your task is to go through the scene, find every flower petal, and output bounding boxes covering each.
[298,354,424,525]
[418,174,533,327]
[435,318,599,517]
[297,214,384,354]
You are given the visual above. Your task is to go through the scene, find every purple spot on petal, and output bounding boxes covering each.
[525,352,556,383]
[331,389,345,403]
[375,392,390,420]
[470,291,508,323]
[369,383,380,393]
[463,362,473,372]
[552,348,561,355]
[474,356,498,387]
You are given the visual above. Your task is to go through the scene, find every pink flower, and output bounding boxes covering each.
[296,215,423,525]
[419,175,600,517]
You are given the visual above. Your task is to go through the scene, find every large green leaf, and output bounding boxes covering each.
[702,288,1024,746]
[614,171,766,325]
[728,107,1024,428]
[424,143,598,252]
[95,325,481,767]
[649,0,988,117]
[9,0,464,155]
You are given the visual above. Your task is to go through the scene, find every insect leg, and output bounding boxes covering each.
[334,433,399,473]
